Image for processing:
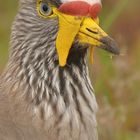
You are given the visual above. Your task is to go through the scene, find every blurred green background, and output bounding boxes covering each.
[0,0,140,140]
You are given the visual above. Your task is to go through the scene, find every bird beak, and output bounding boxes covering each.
[53,9,120,67]
[78,18,120,55]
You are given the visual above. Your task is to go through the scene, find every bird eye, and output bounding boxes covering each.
[39,2,52,17]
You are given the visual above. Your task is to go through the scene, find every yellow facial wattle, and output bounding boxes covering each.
[53,9,83,66]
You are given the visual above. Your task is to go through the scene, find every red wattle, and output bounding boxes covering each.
[89,4,102,19]
[58,1,90,16]
[58,1,102,18]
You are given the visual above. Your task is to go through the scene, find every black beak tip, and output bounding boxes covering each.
[100,37,120,55]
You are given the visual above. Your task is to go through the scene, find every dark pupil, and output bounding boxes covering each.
[42,4,48,12]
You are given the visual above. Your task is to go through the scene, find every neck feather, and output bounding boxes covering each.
[4,49,97,118]
[2,49,98,139]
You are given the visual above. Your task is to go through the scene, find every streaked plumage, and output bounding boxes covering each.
[0,0,119,140]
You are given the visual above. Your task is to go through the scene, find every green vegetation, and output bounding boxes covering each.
[0,0,140,139]
[0,0,18,67]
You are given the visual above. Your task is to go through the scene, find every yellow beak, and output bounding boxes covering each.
[53,9,119,67]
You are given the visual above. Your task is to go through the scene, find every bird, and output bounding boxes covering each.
[0,0,119,140]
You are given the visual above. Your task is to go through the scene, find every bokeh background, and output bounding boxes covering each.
[0,0,140,140]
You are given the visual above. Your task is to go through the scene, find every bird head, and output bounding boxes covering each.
[11,0,119,68]
[8,0,120,125]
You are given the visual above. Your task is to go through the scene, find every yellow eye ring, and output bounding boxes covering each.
[37,0,53,18]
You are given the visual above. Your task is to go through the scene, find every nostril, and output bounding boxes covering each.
[86,28,98,34]
[89,3,102,19]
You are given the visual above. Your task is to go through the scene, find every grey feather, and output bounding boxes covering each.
[0,0,98,139]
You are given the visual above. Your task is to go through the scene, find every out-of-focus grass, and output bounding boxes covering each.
[0,0,140,140]
[93,0,140,140]
[0,0,18,68]
[101,0,129,31]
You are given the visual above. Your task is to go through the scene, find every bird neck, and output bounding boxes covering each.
[3,48,97,121]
